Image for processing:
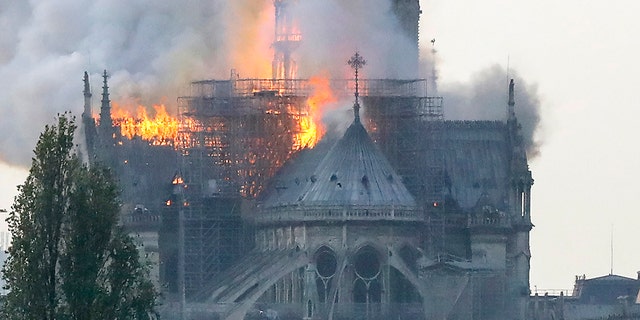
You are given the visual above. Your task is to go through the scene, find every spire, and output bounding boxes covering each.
[99,70,112,130]
[347,52,366,123]
[508,79,515,121]
[83,71,91,97]
[82,71,92,118]
[272,0,301,80]
[101,70,110,106]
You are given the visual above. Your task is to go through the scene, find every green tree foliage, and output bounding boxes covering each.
[2,114,157,319]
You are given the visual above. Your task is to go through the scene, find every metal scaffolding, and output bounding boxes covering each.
[185,78,430,99]
[273,0,301,80]
[175,82,319,298]
[173,76,444,298]
[363,95,447,257]
[363,95,444,205]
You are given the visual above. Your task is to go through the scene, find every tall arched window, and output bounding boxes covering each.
[353,246,382,304]
[314,246,337,302]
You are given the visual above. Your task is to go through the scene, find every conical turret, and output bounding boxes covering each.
[260,53,417,223]
[296,120,417,207]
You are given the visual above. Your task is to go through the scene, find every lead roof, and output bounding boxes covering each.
[262,120,416,208]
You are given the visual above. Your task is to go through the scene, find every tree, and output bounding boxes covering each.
[2,114,157,319]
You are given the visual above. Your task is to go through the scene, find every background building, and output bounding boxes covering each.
[530,274,640,320]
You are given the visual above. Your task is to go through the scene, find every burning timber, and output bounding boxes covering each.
[176,76,442,198]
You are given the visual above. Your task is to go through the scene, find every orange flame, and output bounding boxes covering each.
[293,111,318,149]
[111,103,179,145]
[227,1,274,78]
[172,175,184,185]
[297,75,337,148]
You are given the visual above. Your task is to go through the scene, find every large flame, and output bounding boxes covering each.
[107,75,336,198]
[297,75,336,148]
[293,113,318,149]
[111,103,179,145]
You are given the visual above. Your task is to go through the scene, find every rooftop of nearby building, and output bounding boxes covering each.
[571,274,640,305]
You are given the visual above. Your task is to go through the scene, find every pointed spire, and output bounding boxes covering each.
[508,79,515,120]
[83,71,91,97]
[101,70,110,106]
[99,70,113,130]
[347,52,366,123]
[82,71,92,118]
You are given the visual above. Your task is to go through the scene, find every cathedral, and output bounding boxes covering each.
[178,79,533,320]
[82,1,535,319]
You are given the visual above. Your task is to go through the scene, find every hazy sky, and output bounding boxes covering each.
[421,0,640,290]
[1,0,639,291]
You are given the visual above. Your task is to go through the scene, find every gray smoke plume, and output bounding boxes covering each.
[440,65,542,157]
[292,0,420,79]
[0,0,539,167]
[0,0,425,167]
[0,0,241,167]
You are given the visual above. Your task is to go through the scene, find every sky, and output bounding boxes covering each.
[420,0,640,291]
[1,0,639,292]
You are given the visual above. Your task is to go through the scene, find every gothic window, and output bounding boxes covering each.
[314,246,337,302]
[353,246,382,304]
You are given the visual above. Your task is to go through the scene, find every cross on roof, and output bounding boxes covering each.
[347,52,366,123]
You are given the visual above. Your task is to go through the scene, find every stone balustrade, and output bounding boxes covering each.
[255,205,422,224]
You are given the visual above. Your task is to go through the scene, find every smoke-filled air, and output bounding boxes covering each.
[0,0,541,167]
[292,0,419,79]
[440,65,542,157]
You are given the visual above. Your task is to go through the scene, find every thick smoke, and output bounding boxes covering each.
[292,0,420,79]
[440,65,542,157]
[0,0,424,167]
[0,0,540,167]
[0,0,260,167]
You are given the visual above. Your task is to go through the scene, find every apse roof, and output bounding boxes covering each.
[262,119,416,209]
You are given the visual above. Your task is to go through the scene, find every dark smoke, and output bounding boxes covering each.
[440,65,542,157]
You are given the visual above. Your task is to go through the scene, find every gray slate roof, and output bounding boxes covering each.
[440,124,509,209]
[263,120,416,208]
[417,121,511,210]
[573,274,640,304]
